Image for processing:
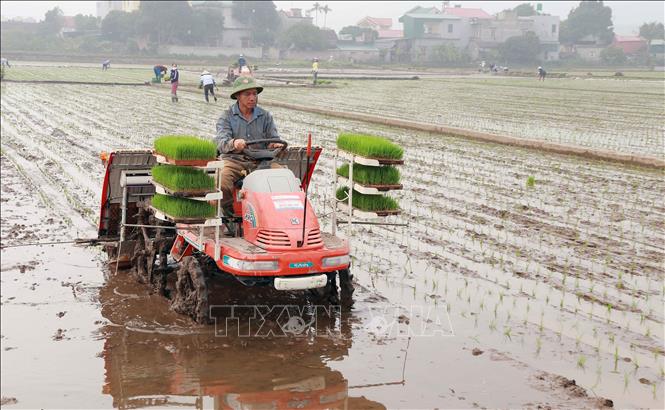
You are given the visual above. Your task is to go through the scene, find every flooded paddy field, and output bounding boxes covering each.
[1,73,663,409]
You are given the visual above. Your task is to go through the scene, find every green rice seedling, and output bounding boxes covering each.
[154,135,217,160]
[526,176,536,188]
[336,187,399,211]
[151,194,216,218]
[577,355,587,369]
[614,347,619,372]
[151,165,215,192]
[503,327,512,340]
[336,163,400,185]
[337,133,404,160]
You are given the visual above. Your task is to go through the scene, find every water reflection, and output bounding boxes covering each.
[99,268,385,409]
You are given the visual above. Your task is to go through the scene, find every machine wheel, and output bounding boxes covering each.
[170,256,210,324]
[338,268,355,307]
[309,272,340,305]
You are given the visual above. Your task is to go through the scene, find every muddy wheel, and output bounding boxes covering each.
[309,272,340,305]
[132,242,150,284]
[170,256,210,324]
[339,268,354,307]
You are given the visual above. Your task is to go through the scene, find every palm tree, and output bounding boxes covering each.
[309,2,321,26]
[321,4,331,29]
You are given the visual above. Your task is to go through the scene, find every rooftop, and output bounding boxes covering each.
[442,7,492,19]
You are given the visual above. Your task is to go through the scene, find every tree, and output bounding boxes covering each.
[189,8,224,46]
[309,2,321,26]
[40,7,64,36]
[339,25,377,43]
[231,1,280,46]
[600,46,626,65]
[101,10,137,42]
[74,14,100,32]
[559,1,614,45]
[136,1,193,46]
[513,3,536,16]
[499,31,541,63]
[277,23,328,50]
[321,4,331,29]
[639,22,665,43]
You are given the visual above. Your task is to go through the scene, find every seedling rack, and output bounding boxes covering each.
[332,149,407,234]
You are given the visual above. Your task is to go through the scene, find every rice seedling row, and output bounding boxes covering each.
[264,78,664,156]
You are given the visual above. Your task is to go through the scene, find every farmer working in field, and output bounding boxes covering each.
[153,64,168,80]
[199,70,218,103]
[538,66,547,81]
[214,77,285,215]
[312,57,319,85]
[168,64,179,102]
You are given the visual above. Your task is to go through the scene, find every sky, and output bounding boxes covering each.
[1,1,663,35]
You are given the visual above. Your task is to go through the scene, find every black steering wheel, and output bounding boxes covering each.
[242,138,288,162]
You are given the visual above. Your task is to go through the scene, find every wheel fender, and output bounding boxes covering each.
[170,235,194,262]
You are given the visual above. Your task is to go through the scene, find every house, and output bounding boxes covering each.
[472,10,560,60]
[568,34,605,62]
[397,6,463,62]
[357,16,402,39]
[612,35,647,56]
[279,8,313,30]
[648,39,664,67]
[397,5,495,62]
[60,16,77,37]
[219,2,253,49]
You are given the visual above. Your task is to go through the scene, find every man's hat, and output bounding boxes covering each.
[230,76,263,99]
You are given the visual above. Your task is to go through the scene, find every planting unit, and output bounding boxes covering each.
[98,137,354,324]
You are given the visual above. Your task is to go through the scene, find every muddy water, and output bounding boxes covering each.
[2,81,663,408]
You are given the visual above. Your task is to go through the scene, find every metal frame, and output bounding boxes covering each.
[118,160,226,262]
[331,149,407,237]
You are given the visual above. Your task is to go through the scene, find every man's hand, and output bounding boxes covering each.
[233,139,247,151]
[268,142,285,149]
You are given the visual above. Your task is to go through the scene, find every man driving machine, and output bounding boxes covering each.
[214,77,286,215]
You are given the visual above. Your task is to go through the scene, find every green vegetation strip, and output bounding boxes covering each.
[336,163,400,185]
[151,165,215,192]
[154,135,217,160]
[337,133,404,160]
[151,194,216,219]
[336,187,399,211]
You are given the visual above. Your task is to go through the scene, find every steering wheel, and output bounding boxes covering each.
[242,138,288,162]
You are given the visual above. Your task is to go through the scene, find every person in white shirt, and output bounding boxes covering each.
[199,70,218,102]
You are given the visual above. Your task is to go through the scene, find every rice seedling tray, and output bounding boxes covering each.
[337,176,402,194]
[338,150,404,166]
[153,153,222,167]
[153,135,218,166]
[150,206,212,224]
[338,202,401,218]
[152,181,222,199]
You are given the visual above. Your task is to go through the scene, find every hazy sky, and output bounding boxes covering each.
[1,1,663,35]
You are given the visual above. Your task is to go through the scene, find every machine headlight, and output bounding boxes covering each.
[223,256,278,271]
[321,255,350,268]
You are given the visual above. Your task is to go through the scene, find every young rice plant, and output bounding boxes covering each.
[337,133,403,160]
[336,187,399,211]
[151,194,216,218]
[151,165,215,192]
[336,163,400,185]
[154,135,217,160]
